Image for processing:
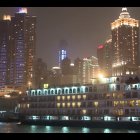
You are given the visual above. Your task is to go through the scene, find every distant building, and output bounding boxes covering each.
[34,58,47,89]
[82,56,99,84]
[111,8,139,76]
[97,37,112,77]
[58,40,68,67]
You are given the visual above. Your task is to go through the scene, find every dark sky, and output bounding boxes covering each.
[0,7,140,68]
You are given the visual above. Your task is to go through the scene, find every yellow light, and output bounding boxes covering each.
[4,95,11,98]
[44,84,49,89]
[3,15,11,21]
[98,73,104,79]
[67,103,70,107]
[62,96,65,100]
[77,95,81,99]
[62,103,65,107]
[67,96,70,100]
[57,103,60,108]
[72,102,75,107]
[57,96,60,100]
[77,102,81,107]
[82,109,86,114]
[72,95,75,100]
[83,95,86,100]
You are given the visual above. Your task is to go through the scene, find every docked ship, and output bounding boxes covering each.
[17,76,140,129]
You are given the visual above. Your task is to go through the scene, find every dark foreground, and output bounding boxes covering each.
[21,120,140,130]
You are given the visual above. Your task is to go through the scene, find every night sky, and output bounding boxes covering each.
[0,7,140,68]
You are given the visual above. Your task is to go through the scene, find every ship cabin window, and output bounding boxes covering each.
[85,87,89,92]
[48,90,50,95]
[89,87,92,92]
[62,89,64,94]
[58,89,61,94]
[77,88,80,93]
[73,89,76,93]
[69,89,72,93]
[51,90,54,94]
[65,89,68,94]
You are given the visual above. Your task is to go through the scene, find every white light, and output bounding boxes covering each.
[18,8,27,14]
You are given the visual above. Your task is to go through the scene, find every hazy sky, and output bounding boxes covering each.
[0,7,140,68]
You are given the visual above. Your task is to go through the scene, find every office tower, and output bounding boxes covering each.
[0,15,11,88]
[82,56,99,84]
[10,8,36,90]
[111,8,139,76]
[34,58,47,88]
[97,37,112,77]
[58,40,67,67]
[74,58,83,84]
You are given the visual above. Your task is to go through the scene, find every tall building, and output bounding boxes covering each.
[0,8,36,92]
[111,8,139,76]
[0,15,11,88]
[97,37,112,77]
[82,56,99,84]
[58,40,67,67]
[10,8,36,90]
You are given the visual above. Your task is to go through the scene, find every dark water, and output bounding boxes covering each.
[0,122,140,133]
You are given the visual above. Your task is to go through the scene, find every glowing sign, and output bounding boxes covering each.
[98,45,104,49]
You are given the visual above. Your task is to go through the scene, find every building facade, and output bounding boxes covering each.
[97,37,112,77]
[0,8,36,92]
[111,8,139,76]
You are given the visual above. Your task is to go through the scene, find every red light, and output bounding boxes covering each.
[98,45,104,49]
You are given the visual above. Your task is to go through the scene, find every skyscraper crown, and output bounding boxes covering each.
[119,7,130,19]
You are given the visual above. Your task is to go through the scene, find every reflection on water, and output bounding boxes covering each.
[0,122,139,133]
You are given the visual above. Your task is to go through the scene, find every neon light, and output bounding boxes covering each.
[18,8,27,14]
[98,45,104,49]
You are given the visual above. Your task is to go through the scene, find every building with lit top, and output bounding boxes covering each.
[58,40,68,67]
[111,8,139,76]
[0,15,11,88]
[0,8,36,92]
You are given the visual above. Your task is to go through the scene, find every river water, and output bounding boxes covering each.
[0,122,139,133]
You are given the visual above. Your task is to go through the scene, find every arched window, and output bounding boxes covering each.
[73,89,76,93]
[69,88,72,93]
[85,87,89,92]
[77,88,80,93]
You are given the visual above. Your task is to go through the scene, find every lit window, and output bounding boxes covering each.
[77,95,81,99]
[77,102,81,107]
[72,102,75,107]
[57,103,60,108]
[94,102,98,107]
[62,103,65,107]
[67,96,70,100]
[82,109,86,114]
[83,95,86,100]
[57,96,60,100]
[62,96,65,100]
[67,103,70,107]
[72,95,75,100]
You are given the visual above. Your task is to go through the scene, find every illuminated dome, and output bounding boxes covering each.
[119,7,130,19]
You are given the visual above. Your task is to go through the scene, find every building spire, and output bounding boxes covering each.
[119,7,130,19]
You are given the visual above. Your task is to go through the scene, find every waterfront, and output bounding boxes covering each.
[0,122,139,133]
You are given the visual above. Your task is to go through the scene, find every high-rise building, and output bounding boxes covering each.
[0,8,36,91]
[82,56,99,84]
[111,8,139,76]
[97,37,112,77]
[58,40,67,67]
[10,8,36,90]
[0,15,11,87]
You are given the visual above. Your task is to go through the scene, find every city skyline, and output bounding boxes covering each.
[0,7,140,68]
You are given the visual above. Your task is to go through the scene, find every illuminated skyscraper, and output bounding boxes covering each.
[0,15,11,87]
[58,40,67,67]
[10,8,36,90]
[111,8,139,76]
